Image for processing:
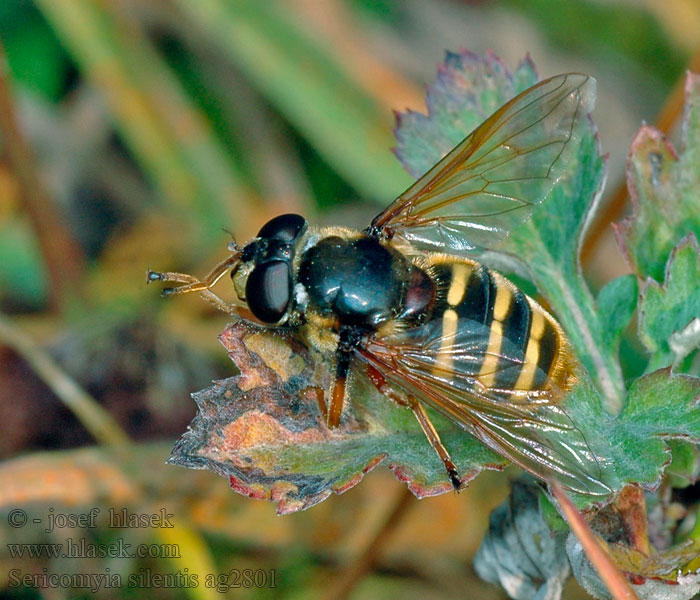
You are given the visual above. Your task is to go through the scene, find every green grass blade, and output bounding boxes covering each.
[36,0,256,242]
[173,0,413,204]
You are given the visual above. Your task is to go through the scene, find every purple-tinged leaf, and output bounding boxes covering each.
[394,50,537,178]
[169,322,504,514]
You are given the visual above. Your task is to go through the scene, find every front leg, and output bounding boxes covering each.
[326,327,363,428]
[147,253,244,315]
[147,253,241,297]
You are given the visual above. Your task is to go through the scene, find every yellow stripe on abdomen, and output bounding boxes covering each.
[493,283,512,322]
[478,320,503,388]
[447,263,471,306]
[514,308,545,392]
[432,263,472,378]
[478,282,512,388]
[432,308,459,377]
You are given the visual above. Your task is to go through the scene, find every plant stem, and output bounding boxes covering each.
[550,480,640,600]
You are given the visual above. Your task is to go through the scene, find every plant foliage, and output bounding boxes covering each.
[169,52,700,596]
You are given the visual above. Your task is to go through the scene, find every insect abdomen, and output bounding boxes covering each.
[424,257,572,396]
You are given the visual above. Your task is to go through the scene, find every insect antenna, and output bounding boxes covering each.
[222,228,243,254]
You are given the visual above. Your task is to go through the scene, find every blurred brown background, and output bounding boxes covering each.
[0,0,698,598]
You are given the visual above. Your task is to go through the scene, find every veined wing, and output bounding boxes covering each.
[359,316,612,496]
[369,73,595,253]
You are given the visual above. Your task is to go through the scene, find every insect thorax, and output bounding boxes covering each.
[296,231,416,329]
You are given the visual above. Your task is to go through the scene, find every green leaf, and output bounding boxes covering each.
[666,440,700,488]
[394,50,537,178]
[554,369,700,504]
[639,235,700,371]
[616,73,700,282]
[596,274,638,353]
[609,369,700,488]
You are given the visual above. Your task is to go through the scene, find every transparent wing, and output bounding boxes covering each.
[370,73,595,253]
[360,317,611,496]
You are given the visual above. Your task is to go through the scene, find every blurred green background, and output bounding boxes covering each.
[0,0,697,598]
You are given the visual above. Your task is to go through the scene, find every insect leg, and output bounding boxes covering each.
[196,290,241,315]
[327,328,363,429]
[146,257,241,316]
[327,346,351,428]
[411,401,463,491]
[300,386,328,423]
[366,364,463,491]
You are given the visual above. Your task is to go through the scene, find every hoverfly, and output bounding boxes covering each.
[148,73,611,497]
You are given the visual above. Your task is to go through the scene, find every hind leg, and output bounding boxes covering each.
[366,364,463,491]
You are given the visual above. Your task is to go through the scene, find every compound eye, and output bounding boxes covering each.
[245,260,292,323]
[257,213,307,243]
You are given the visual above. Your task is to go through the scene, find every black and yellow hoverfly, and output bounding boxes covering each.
[148,73,611,497]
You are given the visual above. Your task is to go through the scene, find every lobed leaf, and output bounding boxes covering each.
[547,369,700,504]
[611,369,700,489]
[169,322,505,514]
[169,321,700,514]
[616,73,700,283]
[394,49,537,179]
[639,235,700,371]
